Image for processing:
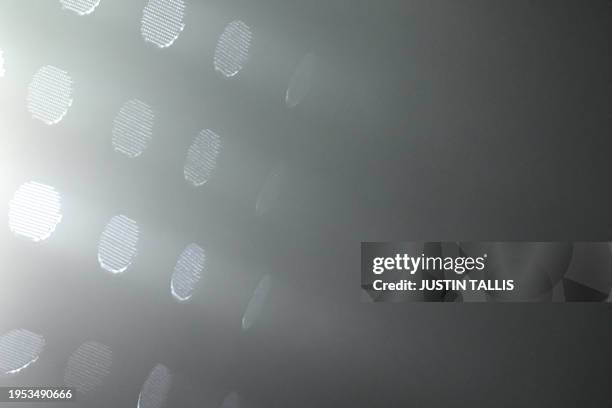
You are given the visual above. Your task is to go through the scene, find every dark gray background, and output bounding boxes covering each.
[1,0,612,407]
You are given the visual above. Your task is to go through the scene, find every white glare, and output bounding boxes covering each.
[141,0,186,48]
[0,329,45,375]
[137,364,172,408]
[64,341,112,394]
[27,65,73,125]
[242,275,271,331]
[214,20,252,77]
[98,215,139,274]
[112,99,155,158]
[184,129,222,186]
[286,53,316,108]
[60,0,101,15]
[171,244,206,302]
[9,181,62,242]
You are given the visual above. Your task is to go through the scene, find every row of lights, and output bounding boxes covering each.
[1,1,294,405]
[5,0,293,308]
[0,330,240,407]
[4,178,268,401]
[8,181,271,311]
[60,0,252,77]
[27,65,224,179]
